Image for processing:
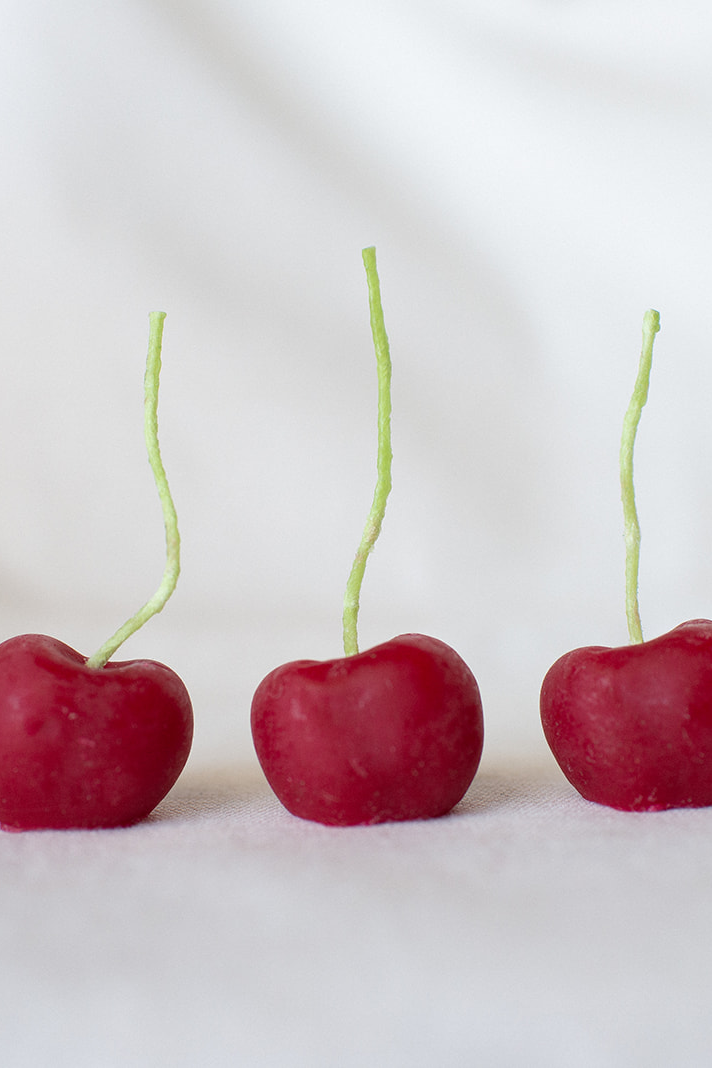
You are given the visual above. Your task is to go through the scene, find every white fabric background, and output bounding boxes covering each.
[2,1,712,1064]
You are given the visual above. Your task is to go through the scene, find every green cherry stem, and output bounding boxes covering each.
[85,312,181,670]
[620,308,660,645]
[342,247,393,656]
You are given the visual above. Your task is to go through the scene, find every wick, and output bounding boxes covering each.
[342,247,393,656]
[86,312,181,669]
[620,308,660,645]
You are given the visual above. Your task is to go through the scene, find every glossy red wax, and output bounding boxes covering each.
[0,634,193,830]
[540,619,712,811]
[251,632,484,826]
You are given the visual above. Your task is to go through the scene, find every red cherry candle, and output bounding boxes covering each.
[0,314,193,830]
[251,248,484,826]
[541,310,712,811]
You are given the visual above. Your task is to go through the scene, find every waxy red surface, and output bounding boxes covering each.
[0,634,193,830]
[540,620,712,811]
[251,632,484,826]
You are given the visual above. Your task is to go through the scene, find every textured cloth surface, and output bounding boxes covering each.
[3,758,712,1066]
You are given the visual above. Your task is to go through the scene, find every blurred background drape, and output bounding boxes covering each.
[2,0,711,769]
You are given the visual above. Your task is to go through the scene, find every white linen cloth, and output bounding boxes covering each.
[3,757,712,1066]
[1,1,712,1063]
